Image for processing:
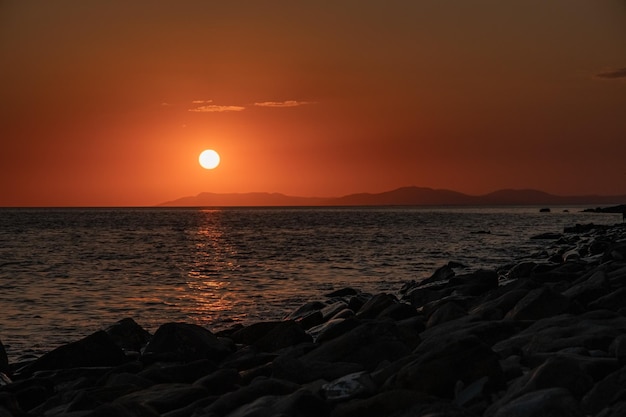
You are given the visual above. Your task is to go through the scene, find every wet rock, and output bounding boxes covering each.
[308,317,361,344]
[18,330,127,375]
[231,320,312,352]
[142,322,232,363]
[285,301,326,321]
[448,269,499,296]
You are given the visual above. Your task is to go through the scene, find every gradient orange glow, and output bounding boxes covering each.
[1,1,626,206]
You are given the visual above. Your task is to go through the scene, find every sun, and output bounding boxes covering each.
[199,149,220,169]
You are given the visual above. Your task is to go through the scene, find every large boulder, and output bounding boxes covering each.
[0,339,8,374]
[105,318,152,353]
[489,387,583,417]
[142,323,232,363]
[18,330,127,375]
[384,335,503,398]
[504,286,571,321]
[301,321,412,371]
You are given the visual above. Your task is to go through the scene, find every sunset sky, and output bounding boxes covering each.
[2,1,626,206]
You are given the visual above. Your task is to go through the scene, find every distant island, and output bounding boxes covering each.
[159,186,626,207]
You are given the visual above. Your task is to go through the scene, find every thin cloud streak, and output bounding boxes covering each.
[188,105,246,112]
[254,100,314,108]
[595,67,626,79]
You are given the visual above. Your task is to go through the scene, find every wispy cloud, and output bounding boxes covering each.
[254,100,314,108]
[189,104,246,112]
[595,67,626,79]
[192,100,213,104]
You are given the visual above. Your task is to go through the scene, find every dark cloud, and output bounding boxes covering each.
[595,67,626,79]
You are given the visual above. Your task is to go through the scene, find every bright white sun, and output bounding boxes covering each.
[199,149,220,169]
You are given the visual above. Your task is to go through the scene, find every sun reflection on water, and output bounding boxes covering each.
[183,210,247,328]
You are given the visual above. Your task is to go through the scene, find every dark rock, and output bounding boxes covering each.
[301,321,412,371]
[142,322,232,363]
[0,340,7,375]
[253,320,312,352]
[105,318,152,353]
[469,289,529,319]
[18,330,127,375]
[115,383,208,415]
[448,269,499,296]
[285,301,326,320]
[385,335,503,398]
[309,317,361,344]
[375,302,417,321]
[582,366,626,415]
[272,355,364,384]
[490,387,583,417]
[588,287,626,312]
[329,389,432,417]
[426,301,467,328]
[494,310,626,357]
[507,261,537,279]
[88,402,161,417]
[138,359,216,384]
[225,388,329,417]
[355,293,397,319]
[219,346,276,371]
[322,371,377,401]
[421,263,456,285]
[403,286,454,309]
[200,377,299,416]
[193,367,240,395]
[491,355,595,412]
[504,286,571,321]
[562,269,610,306]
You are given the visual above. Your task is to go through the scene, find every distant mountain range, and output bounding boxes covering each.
[159,186,626,207]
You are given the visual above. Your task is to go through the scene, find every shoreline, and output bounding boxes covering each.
[2,222,626,416]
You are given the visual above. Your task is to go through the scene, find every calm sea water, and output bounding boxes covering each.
[0,206,620,361]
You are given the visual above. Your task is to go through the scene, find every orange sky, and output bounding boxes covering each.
[2,1,626,206]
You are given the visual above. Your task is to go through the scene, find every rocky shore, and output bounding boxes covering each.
[2,222,626,417]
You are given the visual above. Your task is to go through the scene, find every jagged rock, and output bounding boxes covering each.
[142,322,232,363]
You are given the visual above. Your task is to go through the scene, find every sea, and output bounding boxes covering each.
[0,206,621,362]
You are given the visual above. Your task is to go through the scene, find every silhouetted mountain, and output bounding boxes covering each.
[159,186,626,207]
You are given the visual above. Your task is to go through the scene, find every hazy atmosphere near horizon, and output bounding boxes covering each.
[2,1,626,207]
